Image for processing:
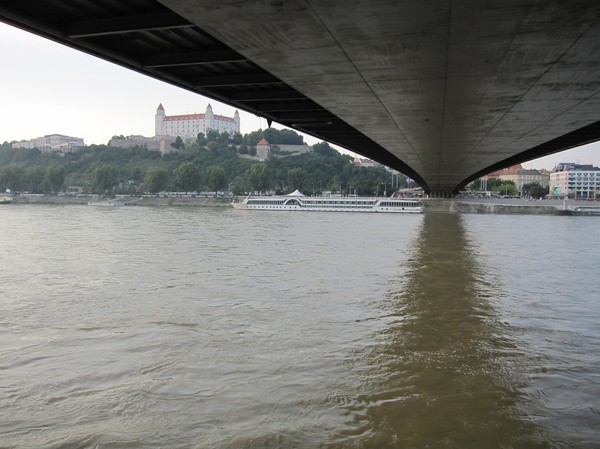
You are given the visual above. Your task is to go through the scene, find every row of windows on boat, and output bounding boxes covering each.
[246,200,420,207]
[378,201,420,207]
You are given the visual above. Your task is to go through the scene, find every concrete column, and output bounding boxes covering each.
[428,189,456,198]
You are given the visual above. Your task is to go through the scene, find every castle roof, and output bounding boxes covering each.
[159,103,237,123]
[257,138,269,145]
[214,114,236,123]
[165,113,205,121]
[164,113,237,123]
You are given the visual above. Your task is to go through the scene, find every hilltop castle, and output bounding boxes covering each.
[155,103,240,138]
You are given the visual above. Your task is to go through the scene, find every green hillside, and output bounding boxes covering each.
[1,129,407,196]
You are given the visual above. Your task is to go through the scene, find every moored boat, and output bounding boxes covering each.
[232,190,423,213]
[0,195,13,204]
[87,199,125,207]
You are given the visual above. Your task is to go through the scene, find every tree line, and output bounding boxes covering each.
[1,128,407,196]
[471,177,549,198]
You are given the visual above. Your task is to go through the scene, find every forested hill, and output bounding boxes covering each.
[1,129,406,196]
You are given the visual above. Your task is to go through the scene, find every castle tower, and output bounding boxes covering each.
[256,138,270,160]
[155,103,165,136]
[205,103,214,130]
[234,110,240,133]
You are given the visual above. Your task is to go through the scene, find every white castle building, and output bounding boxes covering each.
[155,103,240,138]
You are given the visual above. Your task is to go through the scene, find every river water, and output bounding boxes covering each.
[0,205,599,448]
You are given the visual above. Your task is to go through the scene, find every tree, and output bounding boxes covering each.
[0,164,26,192]
[129,167,143,183]
[263,128,278,144]
[196,132,207,146]
[170,136,185,150]
[218,131,230,144]
[206,129,219,142]
[243,130,263,146]
[26,166,46,193]
[173,162,200,192]
[246,163,272,193]
[523,182,549,199]
[205,165,227,195]
[486,177,503,190]
[261,128,304,145]
[491,180,518,196]
[90,164,118,193]
[144,166,170,193]
[232,133,244,145]
[45,165,65,194]
[278,129,304,145]
[313,141,335,156]
[287,167,307,191]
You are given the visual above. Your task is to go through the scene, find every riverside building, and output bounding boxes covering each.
[482,164,549,195]
[155,103,240,138]
[549,163,600,199]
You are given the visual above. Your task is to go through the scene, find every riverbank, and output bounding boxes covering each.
[5,194,600,215]
[7,194,232,207]
[424,197,600,216]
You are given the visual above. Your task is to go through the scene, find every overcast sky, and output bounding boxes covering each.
[1,22,598,171]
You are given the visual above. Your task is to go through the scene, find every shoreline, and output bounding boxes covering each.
[424,197,600,216]
[5,194,600,215]
[8,194,233,207]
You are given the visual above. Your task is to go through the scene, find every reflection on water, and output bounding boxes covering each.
[333,213,551,448]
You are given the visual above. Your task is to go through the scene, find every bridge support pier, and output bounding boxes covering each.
[427,189,456,198]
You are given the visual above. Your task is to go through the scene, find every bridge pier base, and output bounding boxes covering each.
[427,189,456,198]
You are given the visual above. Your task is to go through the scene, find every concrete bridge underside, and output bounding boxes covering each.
[2,0,600,196]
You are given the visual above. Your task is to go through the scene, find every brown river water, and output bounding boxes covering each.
[1,205,599,448]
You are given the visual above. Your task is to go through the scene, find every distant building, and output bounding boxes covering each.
[353,157,379,168]
[549,162,600,199]
[155,103,240,138]
[483,164,549,194]
[254,138,312,161]
[12,134,84,154]
[255,138,271,160]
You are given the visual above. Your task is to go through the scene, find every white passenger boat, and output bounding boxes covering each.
[0,195,13,204]
[232,190,423,213]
